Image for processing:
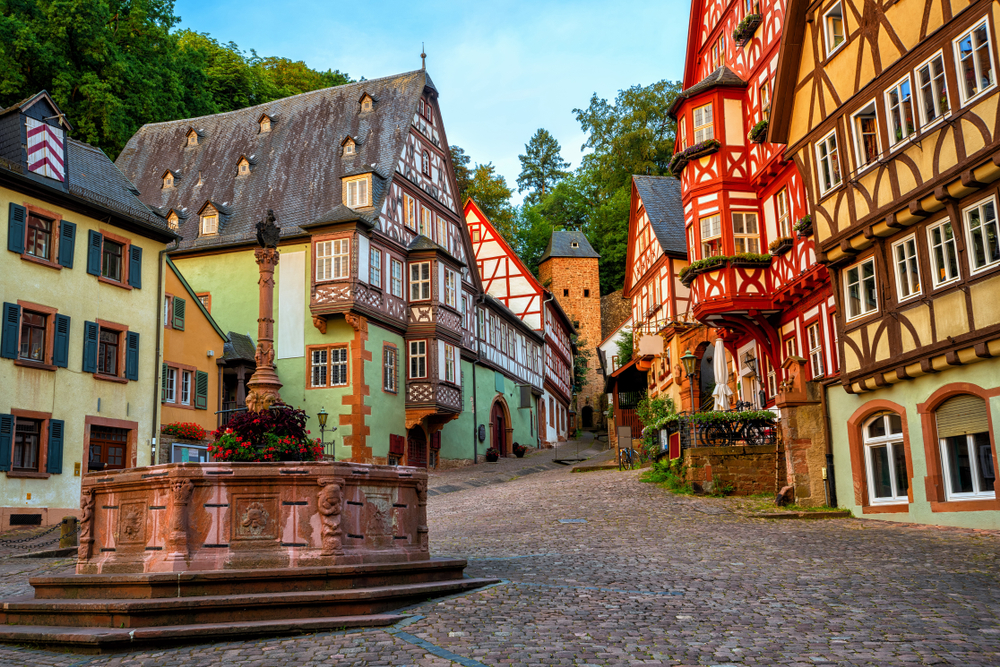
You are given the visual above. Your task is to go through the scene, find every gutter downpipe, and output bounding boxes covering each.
[820,378,838,508]
[151,246,170,465]
[471,294,485,464]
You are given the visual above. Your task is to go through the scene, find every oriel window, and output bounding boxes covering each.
[409,340,427,379]
[410,261,431,301]
[693,104,714,144]
[732,212,760,253]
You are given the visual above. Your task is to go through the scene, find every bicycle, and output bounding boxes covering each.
[618,446,640,470]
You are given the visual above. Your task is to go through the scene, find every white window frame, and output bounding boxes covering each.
[806,322,824,379]
[815,129,842,195]
[420,208,432,237]
[892,234,922,302]
[678,115,687,149]
[409,340,427,379]
[693,104,714,144]
[700,214,722,258]
[409,261,431,301]
[164,367,177,403]
[927,219,961,288]
[824,1,846,57]
[775,187,790,237]
[329,347,348,387]
[404,194,416,230]
[844,256,878,321]
[863,412,909,505]
[732,212,760,253]
[940,431,996,501]
[383,345,397,393]
[445,344,456,383]
[885,74,916,148]
[345,178,369,208]
[851,100,881,171]
[370,247,382,288]
[954,17,997,105]
[915,51,950,129]
[316,239,350,282]
[311,348,328,388]
[181,370,192,406]
[200,213,218,236]
[445,269,457,308]
[390,258,403,298]
[963,196,1000,275]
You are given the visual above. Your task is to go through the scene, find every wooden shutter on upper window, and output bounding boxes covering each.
[0,414,12,472]
[7,203,26,254]
[58,220,76,268]
[46,419,64,474]
[52,314,70,368]
[161,363,169,399]
[936,395,990,438]
[172,296,186,330]
[86,230,102,275]
[125,331,140,381]
[1,302,20,359]
[82,321,98,373]
[194,370,208,409]
[127,245,142,288]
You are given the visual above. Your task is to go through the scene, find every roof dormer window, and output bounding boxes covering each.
[163,172,174,189]
[259,116,271,133]
[571,241,579,248]
[186,130,198,147]
[344,139,355,156]
[361,95,373,112]
[200,204,219,236]
[237,158,251,176]
[343,175,370,208]
[167,212,179,230]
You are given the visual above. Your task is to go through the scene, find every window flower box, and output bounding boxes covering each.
[794,215,813,238]
[668,139,721,176]
[769,236,794,255]
[732,13,763,47]
[728,253,772,269]
[747,119,769,144]
[679,254,771,287]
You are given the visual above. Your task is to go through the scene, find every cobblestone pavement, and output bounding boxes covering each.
[2,461,999,666]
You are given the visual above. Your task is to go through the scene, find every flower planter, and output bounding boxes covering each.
[769,237,794,256]
[513,446,527,458]
[733,14,763,46]
[794,215,812,238]
[668,140,721,176]
[485,453,499,462]
[747,119,769,144]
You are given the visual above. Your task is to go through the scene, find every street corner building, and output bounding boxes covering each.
[770,0,1000,527]
[0,92,178,530]
[115,70,553,469]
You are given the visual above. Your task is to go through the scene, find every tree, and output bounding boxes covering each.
[466,163,518,246]
[449,145,473,206]
[571,334,591,395]
[517,128,569,206]
[614,327,634,366]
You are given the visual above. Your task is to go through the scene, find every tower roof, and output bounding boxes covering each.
[539,230,600,262]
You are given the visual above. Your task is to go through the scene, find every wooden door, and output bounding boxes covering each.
[407,427,427,468]
[491,402,506,456]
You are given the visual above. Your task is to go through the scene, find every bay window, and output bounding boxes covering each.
[700,214,722,258]
[409,340,427,379]
[693,104,714,144]
[410,261,431,301]
[732,212,760,253]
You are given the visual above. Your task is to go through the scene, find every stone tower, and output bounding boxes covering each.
[537,231,603,430]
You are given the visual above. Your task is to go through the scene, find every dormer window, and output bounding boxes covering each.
[167,212,179,230]
[237,158,251,176]
[344,139,355,156]
[259,116,271,133]
[200,205,219,236]
[361,95,373,112]
[571,242,579,249]
[163,172,174,189]
[344,176,369,208]
[186,130,198,147]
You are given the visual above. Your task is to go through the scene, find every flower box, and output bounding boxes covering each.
[794,215,813,238]
[769,237,794,255]
[747,119,768,144]
[733,14,763,46]
[668,140,721,176]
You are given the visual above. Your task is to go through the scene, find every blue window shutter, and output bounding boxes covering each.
[128,245,142,288]
[1,302,21,359]
[82,321,98,373]
[86,230,102,275]
[46,419,64,474]
[58,220,76,268]
[125,331,140,381]
[195,370,208,409]
[52,314,70,368]
[172,296,185,330]
[0,414,12,472]
[7,203,25,254]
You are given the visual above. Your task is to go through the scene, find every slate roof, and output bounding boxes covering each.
[539,230,600,262]
[667,66,747,118]
[600,289,632,341]
[115,70,436,251]
[222,332,256,364]
[632,175,686,257]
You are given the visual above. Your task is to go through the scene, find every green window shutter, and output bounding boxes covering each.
[82,321,98,373]
[58,220,76,268]
[125,331,140,381]
[195,370,209,409]
[0,414,12,472]
[127,245,142,288]
[7,203,25,254]
[46,419,64,474]
[161,363,168,401]
[86,230,102,275]
[52,314,70,368]
[172,296,186,330]
[1,302,20,359]
[495,370,504,393]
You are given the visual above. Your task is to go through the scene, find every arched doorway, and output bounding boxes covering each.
[698,344,716,412]
[491,397,510,456]
[406,426,427,468]
[581,405,594,428]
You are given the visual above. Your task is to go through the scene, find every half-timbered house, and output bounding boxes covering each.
[771,0,1000,527]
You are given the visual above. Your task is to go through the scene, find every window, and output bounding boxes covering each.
[330,348,348,386]
[775,188,790,236]
[362,97,372,112]
[807,322,824,378]
[200,213,218,236]
[404,194,416,230]
[471,228,481,243]
[436,217,446,245]
[197,293,211,312]
[311,349,327,387]
[863,412,908,504]
[886,76,916,146]
[693,104,714,144]
[732,212,760,253]
[344,141,355,156]
[163,367,176,402]
[390,259,403,298]
[445,269,457,308]
[584,289,590,298]
[383,345,397,393]
[700,214,722,257]
[955,19,995,102]
[237,159,250,176]
[186,131,198,147]
[892,235,921,300]
[163,173,174,189]
[678,116,687,149]
[316,238,350,281]
[445,344,456,383]
[88,425,127,470]
[916,52,949,126]
[785,335,797,359]
[563,289,569,297]
[260,116,271,133]
[25,213,54,261]
[759,83,771,120]
[410,262,431,301]
[179,370,191,405]
[824,2,845,56]
[964,197,1000,273]
[845,257,878,320]
[936,395,995,500]
[927,219,960,286]
[13,418,41,472]
[766,363,777,398]
[98,328,119,376]
[310,346,348,388]
[102,239,123,282]
[815,130,842,194]
[409,340,427,378]
[421,150,430,176]
[370,248,382,287]
[19,311,46,362]
[420,208,431,237]
[851,101,880,169]
[345,178,369,208]
[167,212,179,230]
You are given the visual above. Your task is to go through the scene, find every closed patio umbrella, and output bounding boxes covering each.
[711,338,733,411]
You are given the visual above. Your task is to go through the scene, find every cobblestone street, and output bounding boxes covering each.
[2,453,999,666]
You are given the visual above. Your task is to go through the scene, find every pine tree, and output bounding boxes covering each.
[517,128,569,206]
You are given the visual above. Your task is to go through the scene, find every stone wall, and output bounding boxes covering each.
[775,358,830,507]
[683,445,784,496]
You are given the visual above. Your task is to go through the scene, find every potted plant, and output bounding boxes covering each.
[769,236,794,255]
[747,119,769,144]
[161,422,208,441]
[794,214,813,237]
[484,447,500,462]
[732,13,763,46]
[208,404,323,462]
[513,443,527,458]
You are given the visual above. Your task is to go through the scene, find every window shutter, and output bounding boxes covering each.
[7,203,25,254]
[46,419,64,474]
[0,414,12,472]
[58,220,76,268]
[1,302,20,359]
[431,431,441,451]
[195,370,209,409]
[125,331,140,381]
[936,395,990,438]
[86,230,102,275]
[172,297,186,330]
[495,370,505,393]
[82,321,98,373]
[128,245,142,288]
[52,314,70,368]
[161,363,169,399]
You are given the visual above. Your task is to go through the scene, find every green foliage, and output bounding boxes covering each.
[707,474,735,497]
[450,145,473,206]
[687,409,776,425]
[678,254,771,281]
[466,162,518,243]
[517,128,570,206]
[570,334,591,394]
[794,214,812,232]
[635,395,678,453]
[614,327,633,366]
[515,205,555,276]
[640,457,693,494]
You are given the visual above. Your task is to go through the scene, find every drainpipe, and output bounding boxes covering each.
[471,294,485,464]
[820,379,837,508]
[150,246,169,465]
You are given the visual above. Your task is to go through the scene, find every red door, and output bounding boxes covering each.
[407,427,427,468]
[491,402,506,456]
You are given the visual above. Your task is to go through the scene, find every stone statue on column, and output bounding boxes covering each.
[245,209,284,413]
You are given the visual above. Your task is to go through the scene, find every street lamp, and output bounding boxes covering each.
[317,407,336,460]
[680,349,698,447]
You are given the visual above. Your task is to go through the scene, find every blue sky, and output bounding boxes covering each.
[174,1,690,204]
